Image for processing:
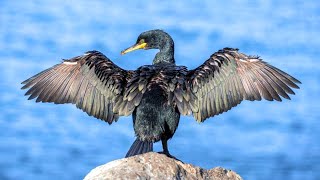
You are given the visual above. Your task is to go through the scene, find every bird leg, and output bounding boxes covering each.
[158,138,180,161]
[161,138,170,155]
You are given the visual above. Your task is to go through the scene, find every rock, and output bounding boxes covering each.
[84,152,242,180]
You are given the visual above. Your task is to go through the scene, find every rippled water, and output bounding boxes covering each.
[0,1,319,179]
[1,98,319,180]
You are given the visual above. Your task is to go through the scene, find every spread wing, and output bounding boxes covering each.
[21,51,133,124]
[188,48,301,122]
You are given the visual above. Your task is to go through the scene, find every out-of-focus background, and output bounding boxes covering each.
[1,1,319,180]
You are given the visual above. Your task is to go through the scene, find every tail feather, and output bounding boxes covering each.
[125,139,153,158]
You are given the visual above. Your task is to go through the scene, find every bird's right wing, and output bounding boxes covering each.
[187,48,301,122]
[21,51,133,124]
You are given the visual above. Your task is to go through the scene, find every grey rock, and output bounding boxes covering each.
[84,152,242,180]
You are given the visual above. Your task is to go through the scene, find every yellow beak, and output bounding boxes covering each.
[121,42,147,55]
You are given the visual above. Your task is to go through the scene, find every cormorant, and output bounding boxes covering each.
[21,29,300,158]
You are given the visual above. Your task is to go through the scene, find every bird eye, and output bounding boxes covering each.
[139,39,145,44]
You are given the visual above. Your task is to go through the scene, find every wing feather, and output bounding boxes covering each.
[188,48,300,122]
[21,51,136,124]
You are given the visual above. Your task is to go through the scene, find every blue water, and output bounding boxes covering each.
[1,1,319,179]
[1,48,319,180]
[1,92,319,180]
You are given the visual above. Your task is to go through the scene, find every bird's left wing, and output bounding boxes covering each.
[187,48,301,122]
[21,51,133,124]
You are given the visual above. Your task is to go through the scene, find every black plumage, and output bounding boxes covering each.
[22,29,301,158]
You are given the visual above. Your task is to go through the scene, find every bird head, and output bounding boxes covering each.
[121,29,173,55]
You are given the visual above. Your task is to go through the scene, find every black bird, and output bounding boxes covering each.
[21,29,301,158]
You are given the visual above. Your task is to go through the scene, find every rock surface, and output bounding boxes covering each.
[84,152,242,180]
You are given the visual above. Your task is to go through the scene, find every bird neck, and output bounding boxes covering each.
[153,37,175,65]
[153,50,175,65]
